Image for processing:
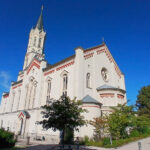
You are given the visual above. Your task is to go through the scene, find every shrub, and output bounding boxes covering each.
[79,136,103,147]
[138,126,150,134]
[79,136,90,145]
[0,128,16,148]
[102,137,110,146]
[130,130,140,137]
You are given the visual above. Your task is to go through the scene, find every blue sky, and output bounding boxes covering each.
[0,0,150,105]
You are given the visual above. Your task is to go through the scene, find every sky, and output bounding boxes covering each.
[0,0,150,105]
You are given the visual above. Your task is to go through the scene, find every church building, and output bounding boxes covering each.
[0,9,127,143]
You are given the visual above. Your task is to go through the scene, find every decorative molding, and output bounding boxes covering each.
[97,48,121,78]
[27,61,40,74]
[20,74,24,78]
[34,58,41,64]
[12,83,22,89]
[44,61,74,76]
[100,93,114,98]
[84,52,94,60]
[3,94,9,98]
[117,94,124,99]
[18,112,24,119]
[44,69,55,76]
[84,44,105,54]
[56,61,74,71]
[43,55,75,72]
[82,105,101,108]
[96,48,105,55]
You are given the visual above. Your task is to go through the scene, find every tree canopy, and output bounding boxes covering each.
[38,96,87,143]
[91,103,150,141]
[136,85,150,117]
[90,116,108,141]
[107,104,135,139]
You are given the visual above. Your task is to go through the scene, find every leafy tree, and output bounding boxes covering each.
[136,85,150,117]
[90,116,108,141]
[131,115,150,134]
[107,104,135,139]
[38,96,87,144]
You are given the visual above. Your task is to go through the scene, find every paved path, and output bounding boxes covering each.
[16,137,150,150]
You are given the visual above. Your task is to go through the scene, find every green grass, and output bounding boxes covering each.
[81,133,150,148]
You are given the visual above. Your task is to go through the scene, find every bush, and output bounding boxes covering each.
[138,126,150,134]
[0,128,16,148]
[79,136,90,145]
[79,136,103,147]
[130,130,140,137]
[102,137,110,146]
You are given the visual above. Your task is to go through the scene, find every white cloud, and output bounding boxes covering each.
[0,71,11,90]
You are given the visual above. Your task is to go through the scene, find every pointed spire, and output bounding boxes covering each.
[35,6,44,31]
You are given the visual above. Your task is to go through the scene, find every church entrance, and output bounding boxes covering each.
[18,111,30,137]
[19,118,23,135]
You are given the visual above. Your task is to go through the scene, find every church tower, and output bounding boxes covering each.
[23,7,46,70]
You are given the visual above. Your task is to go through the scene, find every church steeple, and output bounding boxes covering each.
[35,6,44,31]
[23,6,46,70]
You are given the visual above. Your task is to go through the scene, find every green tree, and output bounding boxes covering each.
[107,104,135,139]
[136,85,150,117]
[131,115,150,134]
[90,116,108,141]
[38,96,87,144]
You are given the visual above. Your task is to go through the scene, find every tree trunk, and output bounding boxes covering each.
[62,129,65,149]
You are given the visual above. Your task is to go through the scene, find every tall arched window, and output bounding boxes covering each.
[30,81,37,109]
[63,74,68,96]
[24,84,29,110]
[86,73,91,88]
[25,57,28,68]
[38,38,41,48]
[11,92,15,112]
[33,37,36,46]
[47,79,51,103]
[17,90,21,110]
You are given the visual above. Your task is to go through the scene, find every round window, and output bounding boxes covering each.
[101,68,109,82]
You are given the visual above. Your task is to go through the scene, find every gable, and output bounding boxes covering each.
[27,58,41,75]
[84,44,122,78]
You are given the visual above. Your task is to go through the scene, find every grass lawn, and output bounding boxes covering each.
[82,133,150,148]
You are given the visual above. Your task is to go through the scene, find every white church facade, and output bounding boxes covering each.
[0,9,127,143]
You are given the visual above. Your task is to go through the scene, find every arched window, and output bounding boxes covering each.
[47,79,51,103]
[24,84,29,110]
[63,74,68,96]
[31,81,37,109]
[86,73,91,88]
[38,38,41,48]
[11,92,15,112]
[25,57,28,68]
[33,37,36,46]
[17,89,21,110]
